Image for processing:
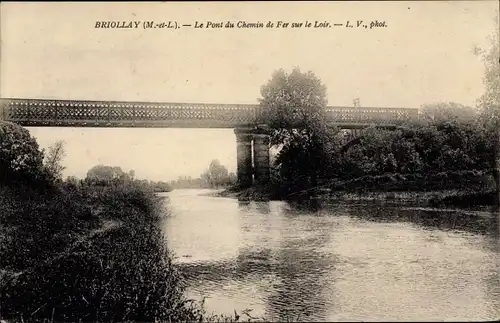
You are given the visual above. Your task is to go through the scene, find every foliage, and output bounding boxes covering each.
[259,67,329,145]
[1,170,271,322]
[0,121,48,186]
[128,169,135,180]
[254,43,500,201]
[419,102,477,124]
[0,180,200,322]
[474,17,500,204]
[255,70,498,199]
[0,184,98,271]
[43,140,66,181]
[83,165,173,192]
[200,159,235,188]
[473,22,500,158]
[85,164,131,184]
[255,64,499,198]
[167,160,235,189]
[475,18,500,121]
[150,180,173,192]
[331,170,491,193]
[169,175,205,189]
[337,121,495,179]
[259,68,338,190]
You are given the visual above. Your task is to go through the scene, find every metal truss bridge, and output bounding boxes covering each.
[0,98,418,129]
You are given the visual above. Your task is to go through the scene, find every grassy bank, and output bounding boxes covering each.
[0,181,262,322]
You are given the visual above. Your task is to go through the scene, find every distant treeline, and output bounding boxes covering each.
[170,160,236,189]
[62,159,237,192]
[72,165,173,192]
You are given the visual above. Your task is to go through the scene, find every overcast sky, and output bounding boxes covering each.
[1,1,498,180]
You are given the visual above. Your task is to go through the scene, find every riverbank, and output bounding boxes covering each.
[0,181,250,322]
[213,186,496,207]
[212,171,499,209]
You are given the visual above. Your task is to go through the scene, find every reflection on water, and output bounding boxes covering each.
[161,189,500,321]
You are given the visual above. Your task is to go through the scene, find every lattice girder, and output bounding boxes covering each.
[0,98,418,128]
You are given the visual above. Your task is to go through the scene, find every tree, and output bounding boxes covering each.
[227,172,237,185]
[44,140,66,181]
[0,121,47,186]
[259,67,329,145]
[85,165,129,185]
[474,17,500,204]
[201,159,229,188]
[420,102,477,124]
[474,18,500,120]
[259,68,337,190]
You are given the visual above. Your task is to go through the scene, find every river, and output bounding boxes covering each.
[161,189,500,322]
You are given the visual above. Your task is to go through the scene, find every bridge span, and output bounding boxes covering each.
[0,97,419,187]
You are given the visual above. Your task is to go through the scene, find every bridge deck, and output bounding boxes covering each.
[0,98,418,128]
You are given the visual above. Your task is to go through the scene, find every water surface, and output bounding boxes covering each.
[162,189,500,322]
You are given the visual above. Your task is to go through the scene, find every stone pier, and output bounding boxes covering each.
[253,133,270,185]
[234,127,271,187]
[495,154,500,207]
[234,128,253,188]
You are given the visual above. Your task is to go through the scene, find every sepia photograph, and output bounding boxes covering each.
[0,1,499,322]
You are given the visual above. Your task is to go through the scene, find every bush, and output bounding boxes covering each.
[0,185,99,271]
[95,181,161,222]
[0,223,199,322]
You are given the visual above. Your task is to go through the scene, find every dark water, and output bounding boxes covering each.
[161,189,500,322]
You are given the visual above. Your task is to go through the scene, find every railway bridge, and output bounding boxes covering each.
[0,98,419,187]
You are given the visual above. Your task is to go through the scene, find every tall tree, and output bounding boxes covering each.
[44,140,66,181]
[474,17,500,204]
[258,68,337,190]
[259,67,329,145]
[475,19,500,119]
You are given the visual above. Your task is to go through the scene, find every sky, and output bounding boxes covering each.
[1,1,498,181]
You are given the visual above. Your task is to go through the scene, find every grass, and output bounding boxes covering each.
[0,180,273,322]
